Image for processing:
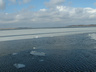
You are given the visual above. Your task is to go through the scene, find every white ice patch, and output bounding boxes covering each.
[35,36,39,38]
[13,63,25,69]
[88,33,96,40]
[33,47,36,49]
[30,51,45,56]
[12,53,18,55]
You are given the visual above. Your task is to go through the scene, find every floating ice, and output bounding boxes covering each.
[12,53,18,55]
[30,51,45,56]
[33,47,36,49]
[88,33,96,40]
[35,36,39,38]
[13,63,25,69]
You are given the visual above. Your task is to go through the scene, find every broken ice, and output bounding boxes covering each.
[35,36,39,38]
[88,33,96,40]
[13,63,25,69]
[12,53,18,55]
[30,51,45,56]
[33,47,36,49]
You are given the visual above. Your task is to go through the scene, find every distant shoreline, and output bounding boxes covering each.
[0,24,96,30]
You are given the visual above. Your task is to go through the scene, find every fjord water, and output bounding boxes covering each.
[0,27,96,71]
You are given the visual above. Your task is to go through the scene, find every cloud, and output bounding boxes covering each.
[45,0,65,8]
[1,6,96,28]
[40,9,47,11]
[9,0,31,5]
[23,0,31,3]
[0,0,96,28]
[9,0,16,3]
[0,0,6,10]
[18,0,31,5]
[94,2,96,6]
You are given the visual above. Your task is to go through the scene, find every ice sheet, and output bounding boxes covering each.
[0,27,96,41]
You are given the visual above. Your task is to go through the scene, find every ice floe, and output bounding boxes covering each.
[13,63,25,69]
[30,51,45,56]
[88,33,96,40]
[33,47,36,49]
[12,53,18,55]
[35,36,39,38]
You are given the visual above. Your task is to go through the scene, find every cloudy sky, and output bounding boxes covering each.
[0,0,96,28]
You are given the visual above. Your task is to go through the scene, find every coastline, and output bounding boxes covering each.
[0,26,96,31]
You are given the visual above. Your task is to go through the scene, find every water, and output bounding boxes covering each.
[0,27,96,72]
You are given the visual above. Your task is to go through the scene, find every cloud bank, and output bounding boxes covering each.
[0,0,96,28]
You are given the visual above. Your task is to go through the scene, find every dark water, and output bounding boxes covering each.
[0,33,96,72]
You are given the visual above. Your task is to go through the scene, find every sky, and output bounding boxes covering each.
[0,0,96,28]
